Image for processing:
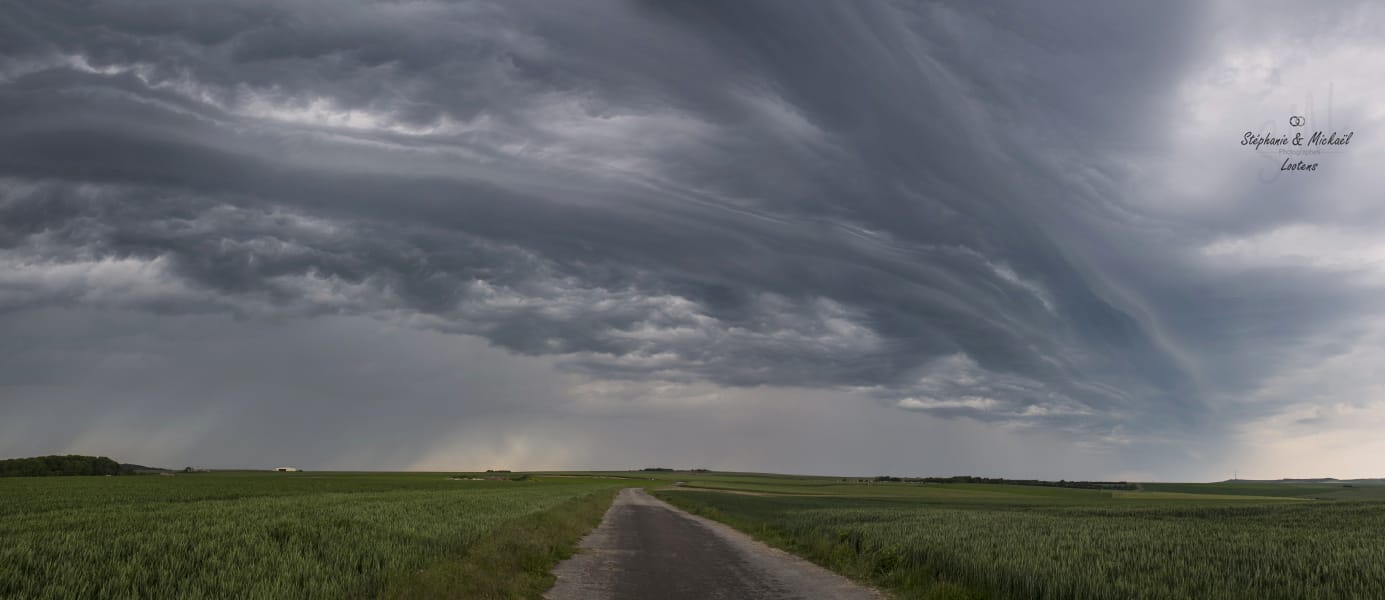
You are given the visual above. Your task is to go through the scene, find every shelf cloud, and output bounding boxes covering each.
[3,0,1383,479]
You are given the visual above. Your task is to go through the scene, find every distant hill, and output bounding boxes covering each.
[0,455,127,477]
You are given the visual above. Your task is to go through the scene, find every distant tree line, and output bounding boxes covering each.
[0,455,125,477]
[867,475,1137,490]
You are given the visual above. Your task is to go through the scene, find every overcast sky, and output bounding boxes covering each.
[2,1,1383,480]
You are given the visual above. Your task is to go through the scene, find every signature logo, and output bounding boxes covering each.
[1242,86,1356,181]
[1241,114,1353,178]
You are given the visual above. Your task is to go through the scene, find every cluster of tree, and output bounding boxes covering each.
[866,475,1137,490]
[639,467,711,472]
[0,455,126,477]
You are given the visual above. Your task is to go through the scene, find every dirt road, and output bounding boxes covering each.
[546,488,883,600]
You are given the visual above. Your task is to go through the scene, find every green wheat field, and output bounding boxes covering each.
[654,474,1385,599]
[0,472,624,599]
[5,469,1385,599]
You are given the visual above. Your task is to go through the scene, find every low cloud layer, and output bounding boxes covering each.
[3,1,1384,479]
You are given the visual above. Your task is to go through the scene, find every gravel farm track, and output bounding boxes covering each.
[546,488,883,600]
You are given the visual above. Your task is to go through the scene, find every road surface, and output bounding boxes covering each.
[546,488,883,600]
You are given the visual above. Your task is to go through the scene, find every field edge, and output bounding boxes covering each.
[655,490,984,600]
[380,486,622,600]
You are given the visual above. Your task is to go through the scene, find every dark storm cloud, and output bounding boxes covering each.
[2,0,1377,452]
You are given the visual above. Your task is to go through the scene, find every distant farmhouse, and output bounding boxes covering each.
[273,467,300,472]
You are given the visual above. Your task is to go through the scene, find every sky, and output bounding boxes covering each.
[2,1,1383,481]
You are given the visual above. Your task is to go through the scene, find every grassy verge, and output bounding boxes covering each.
[656,491,980,600]
[381,487,621,599]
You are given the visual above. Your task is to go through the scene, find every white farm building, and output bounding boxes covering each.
[273,466,300,472]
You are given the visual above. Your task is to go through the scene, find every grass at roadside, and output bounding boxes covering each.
[382,487,620,599]
[657,491,983,600]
